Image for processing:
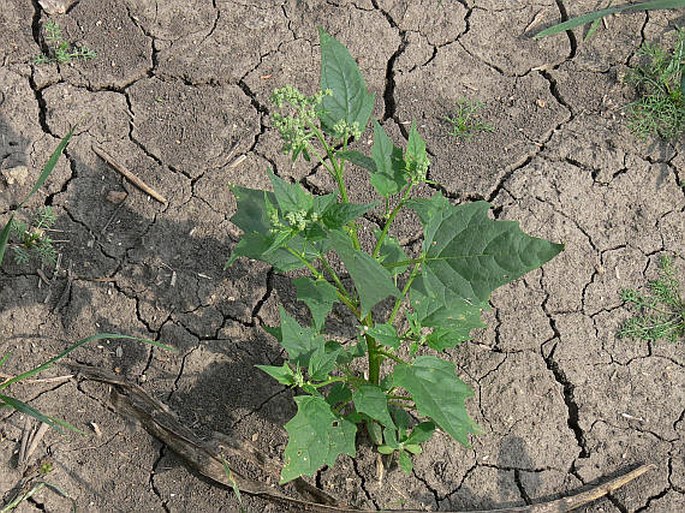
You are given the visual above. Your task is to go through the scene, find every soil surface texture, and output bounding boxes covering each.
[1,1,684,512]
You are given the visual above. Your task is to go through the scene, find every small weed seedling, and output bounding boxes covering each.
[227,28,563,483]
[624,29,685,140]
[1,130,73,268]
[34,20,96,65]
[619,255,685,343]
[7,206,58,266]
[444,98,494,139]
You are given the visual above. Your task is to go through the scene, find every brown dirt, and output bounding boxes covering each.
[1,1,684,512]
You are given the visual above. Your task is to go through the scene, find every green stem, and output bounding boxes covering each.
[377,350,409,365]
[388,260,423,325]
[372,184,414,259]
[366,331,382,386]
[318,255,359,315]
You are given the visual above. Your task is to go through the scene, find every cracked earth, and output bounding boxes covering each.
[1,1,684,512]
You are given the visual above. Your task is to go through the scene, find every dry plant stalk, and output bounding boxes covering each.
[71,364,655,513]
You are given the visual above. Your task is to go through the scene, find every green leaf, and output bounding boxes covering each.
[534,0,685,39]
[294,277,339,331]
[398,450,413,474]
[352,385,396,429]
[326,383,352,408]
[322,202,377,230]
[411,196,563,303]
[255,363,296,386]
[0,216,14,268]
[0,393,77,432]
[308,343,343,381]
[338,150,376,173]
[404,122,429,183]
[375,231,408,276]
[371,121,406,196]
[366,323,401,349]
[19,128,74,209]
[226,186,319,271]
[405,421,436,445]
[410,286,487,350]
[281,395,357,483]
[331,231,400,316]
[267,169,313,214]
[393,356,479,446]
[319,28,375,136]
[279,307,324,367]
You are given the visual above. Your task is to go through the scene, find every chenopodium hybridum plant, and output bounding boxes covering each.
[227,28,563,483]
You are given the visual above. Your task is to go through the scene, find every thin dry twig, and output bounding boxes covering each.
[92,145,168,204]
[0,374,74,385]
[71,364,656,513]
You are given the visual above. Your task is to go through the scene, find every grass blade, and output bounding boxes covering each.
[0,216,14,267]
[0,333,173,390]
[18,128,74,208]
[0,392,78,431]
[534,0,685,38]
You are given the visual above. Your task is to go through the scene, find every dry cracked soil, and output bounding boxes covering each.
[1,1,685,512]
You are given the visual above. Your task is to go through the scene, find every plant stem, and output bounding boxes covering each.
[372,184,414,258]
[388,260,423,325]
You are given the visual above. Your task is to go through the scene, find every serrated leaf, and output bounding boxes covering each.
[268,169,313,213]
[308,343,343,381]
[332,231,400,316]
[322,202,377,230]
[410,286,487,350]
[366,323,401,349]
[279,307,324,367]
[227,186,319,271]
[393,356,479,446]
[338,150,376,173]
[411,196,563,303]
[256,363,296,386]
[352,385,395,429]
[281,395,357,483]
[319,28,375,136]
[371,121,406,197]
[294,277,339,331]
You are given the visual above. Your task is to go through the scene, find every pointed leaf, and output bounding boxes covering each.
[322,202,377,229]
[319,28,375,136]
[256,364,296,386]
[411,196,563,303]
[534,0,685,39]
[19,128,74,208]
[268,169,313,213]
[331,231,400,316]
[410,285,487,349]
[0,217,14,267]
[404,122,429,183]
[393,356,479,446]
[366,323,401,349]
[338,150,376,173]
[352,385,395,429]
[371,121,406,197]
[294,277,339,331]
[279,307,324,367]
[281,395,357,483]
[308,343,343,381]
